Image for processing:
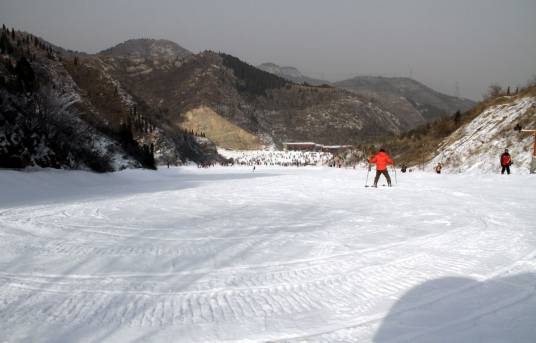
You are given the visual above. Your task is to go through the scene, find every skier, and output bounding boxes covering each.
[500,149,512,175]
[435,163,442,174]
[368,149,394,187]
[400,163,408,173]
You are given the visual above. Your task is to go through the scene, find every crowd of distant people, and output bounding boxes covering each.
[197,161,216,168]
[225,150,333,167]
[191,147,519,175]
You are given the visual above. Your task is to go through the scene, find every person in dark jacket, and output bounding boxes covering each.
[435,163,443,174]
[500,149,512,175]
[368,149,394,187]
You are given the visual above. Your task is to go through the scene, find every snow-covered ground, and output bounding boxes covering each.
[0,166,535,342]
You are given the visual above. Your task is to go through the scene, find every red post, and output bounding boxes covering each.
[533,133,536,157]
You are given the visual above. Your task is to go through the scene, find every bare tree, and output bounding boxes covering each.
[485,83,502,99]
[27,85,82,142]
[527,74,536,87]
[24,84,113,170]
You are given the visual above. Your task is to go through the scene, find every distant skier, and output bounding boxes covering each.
[368,149,394,187]
[435,163,443,174]
[252,165,256,173]
[400,163,408,173]
[500,149,512,175]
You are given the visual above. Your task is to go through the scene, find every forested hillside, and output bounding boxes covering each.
[0,27,219,171]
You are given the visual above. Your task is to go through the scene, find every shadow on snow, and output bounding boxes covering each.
[373,273,536,343]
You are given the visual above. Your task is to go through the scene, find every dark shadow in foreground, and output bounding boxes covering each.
[373,273,536,343]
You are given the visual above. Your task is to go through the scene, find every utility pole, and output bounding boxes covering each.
[520,128,536,174]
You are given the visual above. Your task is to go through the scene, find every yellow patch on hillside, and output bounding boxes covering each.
[179,106,263,150]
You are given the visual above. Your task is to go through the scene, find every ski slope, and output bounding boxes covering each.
[0,167,535,342]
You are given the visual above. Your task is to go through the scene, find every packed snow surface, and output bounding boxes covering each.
[0,166,535,342]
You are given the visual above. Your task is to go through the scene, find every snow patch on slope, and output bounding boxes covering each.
[429,96,536,174]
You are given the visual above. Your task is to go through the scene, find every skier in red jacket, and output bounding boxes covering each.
[500,148,512,175]
[368,149,394,187]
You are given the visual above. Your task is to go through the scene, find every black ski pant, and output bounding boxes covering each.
[374,170,391,186]
[501,165,510,174]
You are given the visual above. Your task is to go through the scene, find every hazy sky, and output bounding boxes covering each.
[1,0,535,100]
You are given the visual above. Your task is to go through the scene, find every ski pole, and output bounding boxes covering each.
[392,165,398,185]
[365,164,371,187]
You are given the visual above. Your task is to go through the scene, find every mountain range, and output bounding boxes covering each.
[1,29,479,171]
[92,42,474,147]
[258,62,475,130]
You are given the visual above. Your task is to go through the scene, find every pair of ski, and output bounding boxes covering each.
[364,164,397,188]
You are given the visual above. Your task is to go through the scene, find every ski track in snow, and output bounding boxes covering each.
[0,167,535,342]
